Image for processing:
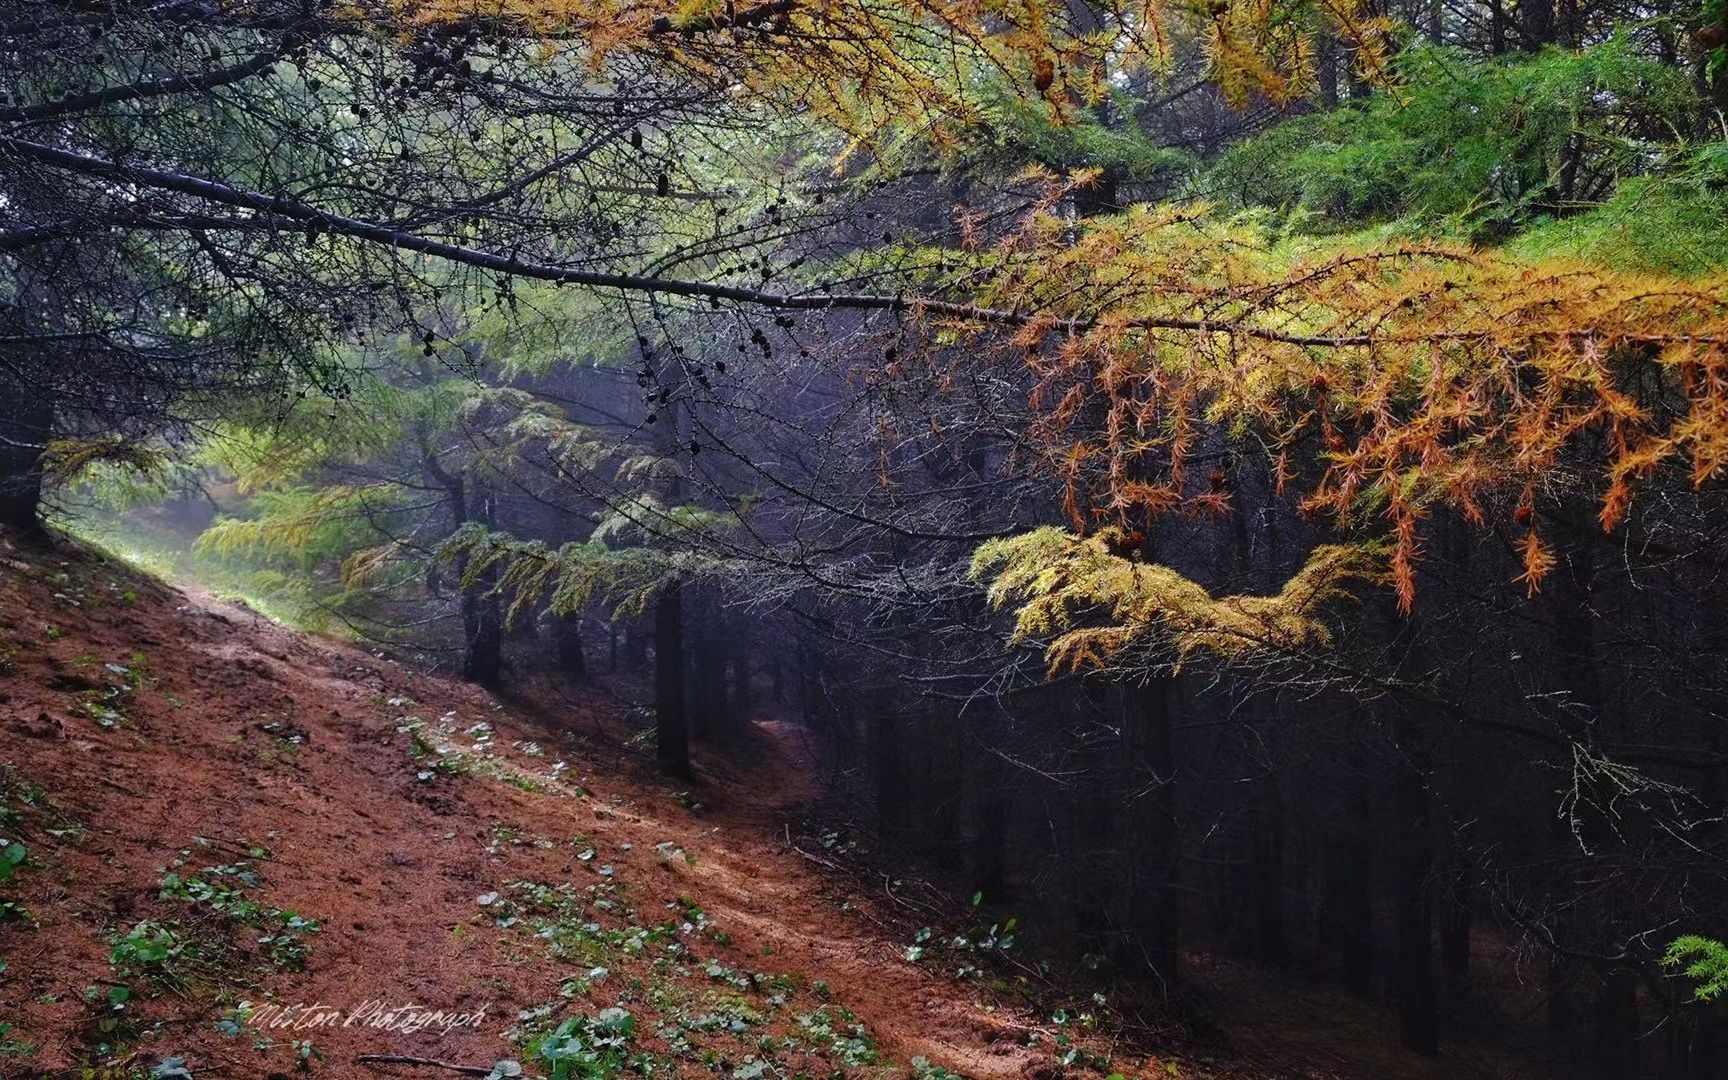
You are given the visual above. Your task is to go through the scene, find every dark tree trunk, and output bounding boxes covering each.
[655,579,691,778]
[874,699,909,848]
[728,622,752,719]
[1550,956,1576,1031]
[1123,676,1179,987]
[420,449,500,689]
[1596,967,1639,1080]
[1441,883,1472,985]
[1317,31,1340,106]
[0,383,49,535]
[554,613,586,679]
[461,489,503,689]
[1073,686,1117,956]
[689,594,731,742]
[1394,757,1438,1056]
[1520,0,1555,48]
[1486,0,1509,52]
[623,624,650,670]
[1328,773,1374,996]
[460,584,503,689]
[971,708,1013,903]
[1382,603,1439,1057]
[1252,772,1287,966]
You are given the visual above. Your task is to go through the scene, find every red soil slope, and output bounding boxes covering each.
[0,533,1179,1080]
[0,532,1560,1080]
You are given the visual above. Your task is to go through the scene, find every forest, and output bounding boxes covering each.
[3,0,1728,1073]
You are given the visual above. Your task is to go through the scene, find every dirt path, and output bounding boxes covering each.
[0,538,1098,1079]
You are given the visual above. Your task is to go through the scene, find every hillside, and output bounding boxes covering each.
[0,531,1170,1080]
[0,529,1589,1080]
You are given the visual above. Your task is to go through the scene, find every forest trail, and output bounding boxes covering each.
[0,534,1152,1079]
[0,533,1565,1080]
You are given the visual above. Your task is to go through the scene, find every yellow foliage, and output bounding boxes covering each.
[970,526,1383,672]
[360,0,1380,150]
[40,438,165,488]
[928,203,1728,609]
[195,486,377,562]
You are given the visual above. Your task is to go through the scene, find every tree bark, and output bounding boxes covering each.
[420,448,500,689]
[1595,967,1639,1080]
[1252,772,1287,966]
[688,593,731,742]
[655,578,691,778]
[1328,772,1374,996]
[0,381,50,535]
[554,613,586,680]
[1441,883,1472,985]
[1123,676,1179,987]
[459,583,503,689]
[971,707,1013,903]
[1394,754,1439,1056]
[874,697,909,848]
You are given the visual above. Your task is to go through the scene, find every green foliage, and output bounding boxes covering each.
[536,1007,637,1078]
[40,438,168,491]
[0,1021,34,1059]
[441,522,720,627]
[68,517,346,632]
[195,486,401,568]
[978,79,1194,181]
[109,921,198,980]
[158,858,322,971]
[1201,40,1698,238]
[1507,143,1728,276]
[1665,935,1728,1001]
[0,839,23,887]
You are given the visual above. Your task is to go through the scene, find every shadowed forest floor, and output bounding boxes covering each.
[0,533,1560,1079]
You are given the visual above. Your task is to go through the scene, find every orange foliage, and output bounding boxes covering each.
[359,0,1389,146]
[922,198,1728,608]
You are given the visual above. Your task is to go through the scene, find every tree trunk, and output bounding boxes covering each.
[971,708,1013,903]
[1252,771,1287,966]
[624,624,650,670]
[1441,883,1472,985]
[1123,676,1179,988]
[874,698,909,848]
[460,490,503,690]
[1394,756,1439,1056]
[460,584,503,689]
[1520,0,1556,48]
[689,593,731,742]
[554,613,586,680]
[1328,773,1374,996]
[1383,602,1438,1056]
[655,579,691,778]
[728,621,752,720]
[0,382,49,535]
[1316,30,1340,107]
[1596,967,1639,1080]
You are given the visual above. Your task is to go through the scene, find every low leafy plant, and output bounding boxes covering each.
[0,1021,34,1058]
[0,838,24,886]
[158,857,321,971]
[536,1007,637,1078]
[110,920,198,980]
